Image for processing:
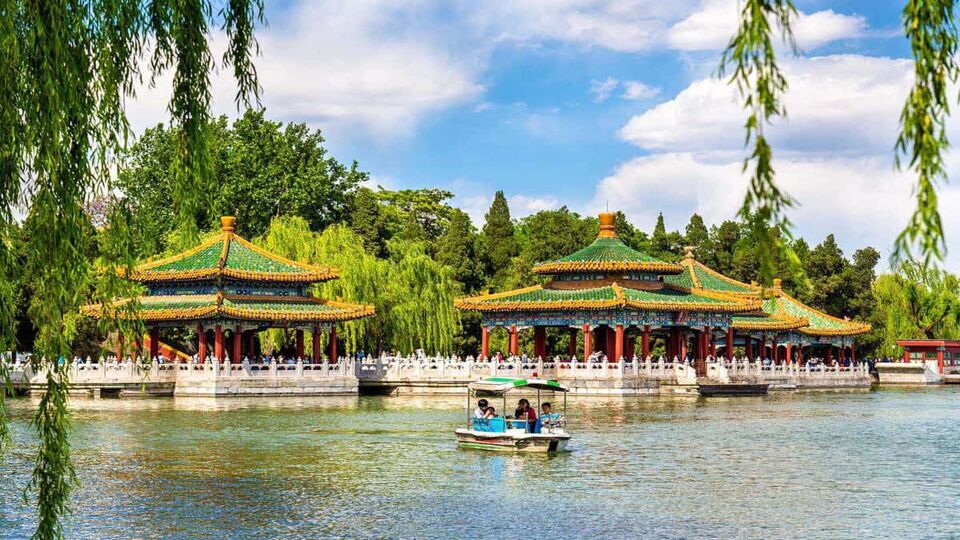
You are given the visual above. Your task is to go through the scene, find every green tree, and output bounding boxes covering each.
[517,207,594,265]
[350,187,387,257]
[650,213,683,261]
[684,213,710,251]
[118,110,365,253]
[434,209,484,293]
[874,263,960,355]
[481,191,517,275]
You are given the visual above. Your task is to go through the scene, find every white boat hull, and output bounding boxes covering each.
[455,429,570,453]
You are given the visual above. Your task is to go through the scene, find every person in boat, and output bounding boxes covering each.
[483,406,497,419]
[514,399,537,432]
[473,399,489,418]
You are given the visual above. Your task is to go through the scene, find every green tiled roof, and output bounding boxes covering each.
[666,257,758,295]
[532,237,683,275]
[455,282,758,313]
[130,220,337,283]
[764,293,870,336]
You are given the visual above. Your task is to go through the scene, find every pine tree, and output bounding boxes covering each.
[350,187,387,257]
[481,191,517,275]
[435,209,484,292]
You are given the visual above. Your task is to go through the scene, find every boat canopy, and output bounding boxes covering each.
[468,377,569,394]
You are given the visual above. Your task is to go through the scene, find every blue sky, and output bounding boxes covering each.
[127,1,959,268]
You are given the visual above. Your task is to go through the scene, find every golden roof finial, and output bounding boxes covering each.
[684,245,695,259]
[772,278,783,291]
[221,216,236,233]
[598,211,617,238]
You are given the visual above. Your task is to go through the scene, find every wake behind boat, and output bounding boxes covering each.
[455,377,571,453]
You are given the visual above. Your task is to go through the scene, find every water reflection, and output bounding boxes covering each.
[2,389,960,539]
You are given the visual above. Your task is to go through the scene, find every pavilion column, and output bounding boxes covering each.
[481,326,490,359]
[214,324,224,362]
[726,327,734,360]
[198,324,207,363]
[582,324,592,361]
[132,337,140,361]
[614,324,624,362]
[533,326,547,359]
[313,326,322,363]
[702,326,710,359]
[605,327,616,359]
[851,342,856,363]
[233,326,242,363]
[329,325,338,363]
[116,332,124,361]
[760,333,767,359]
[149,328,159,360]
[509,325,519,356]
[786,343,793,365]
[295,329,305,360]
[680,330,688,360]
[568,328,577,357]
[641,325,651,359]
[772,335,779,364]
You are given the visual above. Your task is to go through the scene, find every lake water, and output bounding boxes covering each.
[1,388,959,539]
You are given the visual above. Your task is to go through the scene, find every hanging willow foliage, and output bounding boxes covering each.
[256,216,461,356]
[728,1,959,271]
[0,2,263,538]
[719,0,804,287]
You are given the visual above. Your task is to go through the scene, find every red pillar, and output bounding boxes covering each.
[149,328,159,360]
[329,326,338,363]
[116,332,124,360]
[533,326,547,358]
[642,325,651,358]
[313,326,322,363]
[680,331,688,359]
[509,325,518,356]
[296,329,305,359]
[214,324,224,362]
[568,328,577,357]
[582,324,592,361]
[233,326,242,363]
[937,348,944,374]
[851,342,856,363]
[772,335,779,364]
[726,327,734,360]
[760,334,767,359]
[786,343,793,364]
[198,325,207,363]
[614,324,624,361]
[481,326,490,359]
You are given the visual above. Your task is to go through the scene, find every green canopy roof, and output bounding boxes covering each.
[469,377,569,394]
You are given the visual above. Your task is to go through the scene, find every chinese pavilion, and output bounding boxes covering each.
[85,216,373,363]
[669,247,870,363]
[455,211,869,368]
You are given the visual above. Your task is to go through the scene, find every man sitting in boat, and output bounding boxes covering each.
[473,399,489,418]
[514,399,538,433]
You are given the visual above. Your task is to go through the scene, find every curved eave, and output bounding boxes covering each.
[682,259,760,297]
[82,295,374,324]
[531,261,683,275]
[455,283,759,314]
[731,314,809,332]
[766,293,872,337]
[127,268,340,284]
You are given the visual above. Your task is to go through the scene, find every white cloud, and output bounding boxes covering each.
[456,187,560,226]
[590,77,620,102]
[600,53,960,270]
[128,1,484,139]
[668,0,866,51]
[621,81,660,100]
[619,55,912,155]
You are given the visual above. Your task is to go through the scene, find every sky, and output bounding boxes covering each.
[126,0,959,269]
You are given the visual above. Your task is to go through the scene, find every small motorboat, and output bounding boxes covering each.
[455,377,571,453]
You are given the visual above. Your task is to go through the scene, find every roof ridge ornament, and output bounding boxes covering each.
[684,245,695,259]
[221,216,236,233]
[597,211,617,238]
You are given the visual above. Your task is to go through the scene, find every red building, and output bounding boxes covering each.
[896,339,960,374]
